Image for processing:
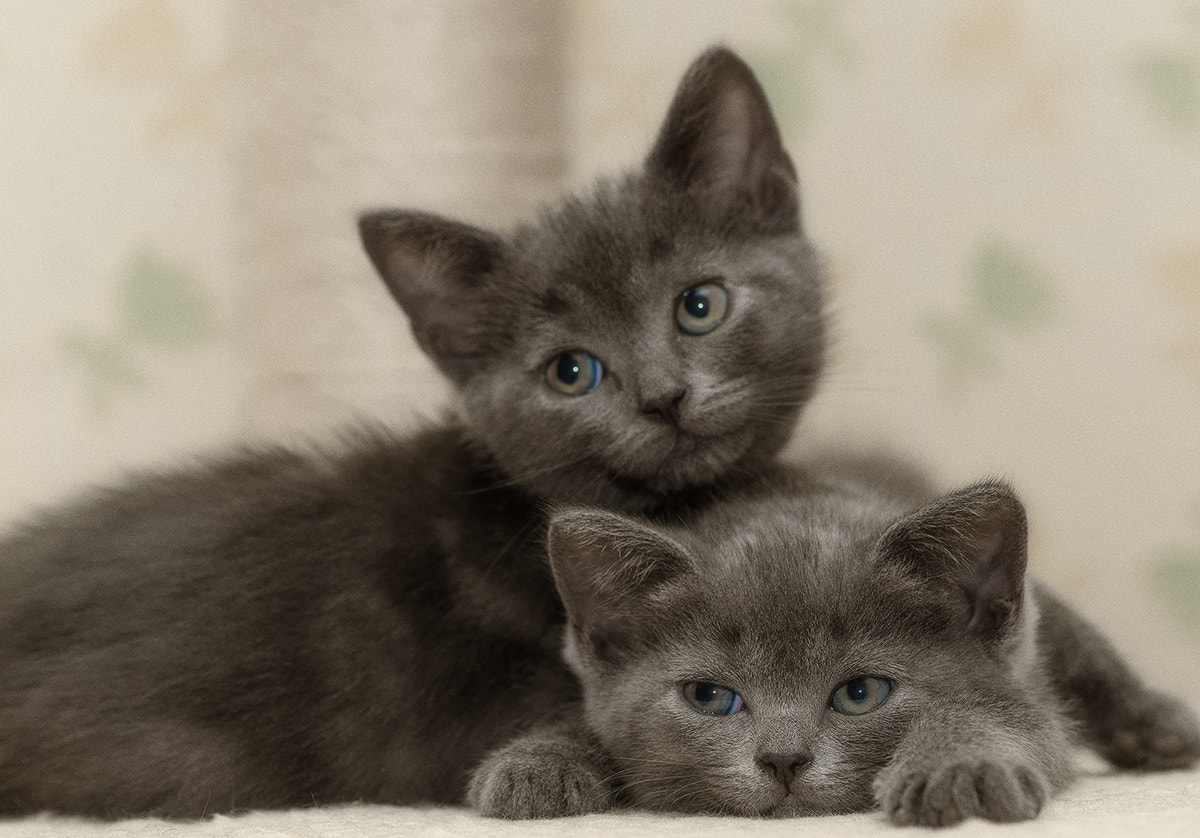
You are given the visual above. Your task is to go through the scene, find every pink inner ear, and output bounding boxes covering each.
[702,83,798,223]
[382,241,467,338]
[379,240,483,376]
[382,242,435,305]
[707,86,758,187]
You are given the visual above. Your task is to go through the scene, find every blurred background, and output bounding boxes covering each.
[2,1,1198,709]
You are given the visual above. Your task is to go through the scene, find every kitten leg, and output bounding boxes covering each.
[466,723,615,819]
[1035,584,1200,770]
[874,708,1068,827]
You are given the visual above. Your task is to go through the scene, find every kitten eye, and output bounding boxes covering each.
[829,677,893,716]
[676,283,729,335]
[546,351,603,396]
[681,681,745,716]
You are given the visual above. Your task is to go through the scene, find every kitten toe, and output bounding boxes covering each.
[467,732,613,819]
[878,760,1047,827]
[1098,691,1200,770]
[875,771,928,826]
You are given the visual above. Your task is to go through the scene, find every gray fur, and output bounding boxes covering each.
[1,45,1193,823]
[469,467,1198,825]
[0,47,822,818]
[359,47,822,510]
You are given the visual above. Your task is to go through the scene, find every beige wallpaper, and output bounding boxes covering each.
[1,1,240,517]
[3,1,1198,705]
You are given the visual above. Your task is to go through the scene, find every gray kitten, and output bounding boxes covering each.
[0,45,1190,821]
[359,49,823,513]
[470,466,1199,825]
[0,48,823,817]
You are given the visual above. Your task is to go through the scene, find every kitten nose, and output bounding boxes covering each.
[642,389,687,428]
[757,751,811,789]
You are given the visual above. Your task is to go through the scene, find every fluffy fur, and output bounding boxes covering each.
[0,48,823,817]
[0,47,1193,823]
[470,466,1198,825]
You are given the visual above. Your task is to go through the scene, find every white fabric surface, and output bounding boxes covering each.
[5,765,1196,837]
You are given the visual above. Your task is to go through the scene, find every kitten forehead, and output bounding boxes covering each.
[694,490,896,574]
[513,176,738,296]
[654,490,945,672]
[658,555,927,708]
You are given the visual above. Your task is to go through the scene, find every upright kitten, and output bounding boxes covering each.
[0,48,823,817]
[359,47,823,512]
[470,467,1199,825]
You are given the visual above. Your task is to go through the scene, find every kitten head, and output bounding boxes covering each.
[547,479,1037,816]
[359,48,824,509]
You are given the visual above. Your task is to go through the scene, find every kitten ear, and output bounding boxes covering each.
[879,481,1029,644]
[645,46,800,231]
[548,508,693,663]
[358,210,506,383]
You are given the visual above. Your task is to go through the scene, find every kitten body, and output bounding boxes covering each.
[474,465,1198,826]
[0,427,570,813]
[0,45,1191,822]
[0,49,824,817]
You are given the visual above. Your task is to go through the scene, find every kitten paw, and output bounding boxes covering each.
[1098,690,1200,771]
[467,733,613,819]
[877,759,1050,827]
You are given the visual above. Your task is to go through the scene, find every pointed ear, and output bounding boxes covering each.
[646,46,799,232]
[358,210,506,383]
[547,508,694,664]
[879,481,1029,644]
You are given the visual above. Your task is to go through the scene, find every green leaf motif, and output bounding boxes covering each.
[748,0,857,137]
[1150,550,1200,634]
[118,248,215,347]
[923,312,998,391]
[1133,52,1200,136]
[970,240,1055,328]
[59,328,147,415]
[751,53,814,138]
[59,245,220,418]
[781,0,858,68]
[923,237,1057,393]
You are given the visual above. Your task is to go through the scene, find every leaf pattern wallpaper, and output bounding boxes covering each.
[61,247,219,414]
[2,1,1198,699]
[1,1,236,516]
[924,237,1057,389]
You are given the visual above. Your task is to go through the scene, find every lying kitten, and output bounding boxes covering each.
[1,44,1188,821]
[470,468,1199,825]
[0,48,824,817]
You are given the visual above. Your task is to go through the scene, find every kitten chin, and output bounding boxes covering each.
[481,428,766,511]
[755,787,877,819]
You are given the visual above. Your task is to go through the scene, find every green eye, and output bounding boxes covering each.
[546,351,603,395]
[676,283,728,335]
[682,681,745,716]
[830,677,893,716]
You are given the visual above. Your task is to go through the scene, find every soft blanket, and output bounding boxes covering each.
[5,765,1197,837]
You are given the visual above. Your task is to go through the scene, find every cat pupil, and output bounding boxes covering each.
[558,356,581,384]
[829,676,893,716]
[546,351,602,396]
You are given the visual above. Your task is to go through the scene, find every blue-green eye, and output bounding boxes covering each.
[676,283,728,335]
[830,677,893,716]
[546,351,603,396]
[682,681,745,716]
